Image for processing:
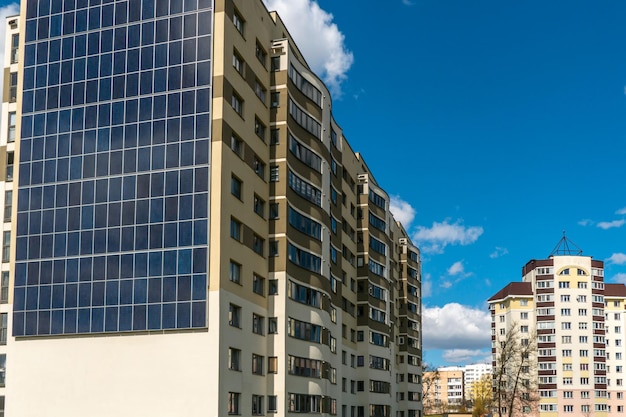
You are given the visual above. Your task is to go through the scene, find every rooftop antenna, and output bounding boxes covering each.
[549,231,583,256]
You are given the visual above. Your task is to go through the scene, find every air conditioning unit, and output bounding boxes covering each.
[399,238,408,244]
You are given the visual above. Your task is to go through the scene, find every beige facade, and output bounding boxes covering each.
[423,368,465,413]
[4,1,422,416]
[489,253,626,417]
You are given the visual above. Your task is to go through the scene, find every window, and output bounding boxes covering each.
[229,347,241,370]
[229,304,241,328]
[269,203,279,219]
[254,79,266,102]
[4,191,12,222]
[10,34,18,64]
[288,244,321,274]
[269,279,278,295]
[270,166,279,182]
[6,152,13,182]
[232,9,244,34]
[271,56,280,71]
[268,356,278,373]
[253,314,264,335]
[253,274,265,296]
[228,392,240,415]
[230,218,242,241]
[288,170,321,206]
[271,92,280,108]
[267,395,277,413]
[229,261,241,284]
[268,317,278,334]
[253,195,265,217]
[253,157,266,180]
[8,73,16,103]
[520,312,528,319]
[7,112,16,143]
[269,241,278,257]
[231,92,243,115]
[289,134,322,172]
[1,232,9,263]
[252,353,264,374]
[288,318,322,343]
[0,272,7,304]
[255,41,267,66]
[255,117,266,140]
[0,354,5,387]
[252,395,264,415]
[231,135,243,157]
[288,64,322,106]
[253,234,264,256]
[0,313,7,344]
[232,51,244,75]
[288,99,321,138]
[270,128,280,145]
[231,176,242,199]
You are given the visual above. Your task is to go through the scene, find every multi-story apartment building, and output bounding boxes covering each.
[3,1,423,416]
[0,14,19,413]
[463,363,492,401]
[423,366,465,413]
[489,244,626,417]
[422,363,492,413]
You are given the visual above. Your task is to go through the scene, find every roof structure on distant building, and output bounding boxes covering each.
[605,283,626,297]
[488,282,533,302]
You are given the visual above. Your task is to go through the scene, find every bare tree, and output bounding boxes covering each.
[493,323,538,417]
[421,364,440,415]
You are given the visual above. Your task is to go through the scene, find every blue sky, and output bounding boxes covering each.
[2,0,626,367]
[263,0,626,367]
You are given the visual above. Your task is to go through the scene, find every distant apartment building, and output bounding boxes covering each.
[463,363,492,401]
[1,0,423,416]
[422,363,492,414]
[489,240,626,417]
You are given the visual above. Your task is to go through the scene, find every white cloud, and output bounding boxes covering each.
[422,303,492,350]
[439,281,452,289]
[616,207,626,215]
[442,349,490,365]
[597,220,625,230]
[607,253,626,265]
[263,0,353,96]
[578,219,593,227]
[612,273,626,284]
[389,196,416,229]
[0,3,18,101]
[413,220,483,254]
[489,246,508,259]
[402,0,416,5]
[447,261,465,276]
